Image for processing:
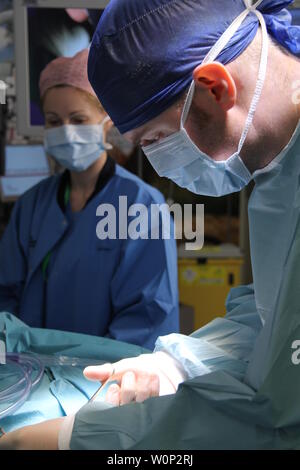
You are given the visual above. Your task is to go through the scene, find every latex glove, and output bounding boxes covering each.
[83,352,186,406]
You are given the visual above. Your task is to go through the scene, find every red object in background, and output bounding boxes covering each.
[66,9,89,23]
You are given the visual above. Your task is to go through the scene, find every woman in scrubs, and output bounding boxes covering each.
[0,49,179,350]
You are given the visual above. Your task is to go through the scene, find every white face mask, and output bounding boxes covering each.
[143,0,268,197]
[44,117,111,173]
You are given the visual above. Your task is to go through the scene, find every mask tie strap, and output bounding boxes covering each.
[238,7,268,153]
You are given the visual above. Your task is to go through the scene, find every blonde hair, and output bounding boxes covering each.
[42,85,105,115]
[76,87,105,114]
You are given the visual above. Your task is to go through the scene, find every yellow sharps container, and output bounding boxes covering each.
[178,244,244,332]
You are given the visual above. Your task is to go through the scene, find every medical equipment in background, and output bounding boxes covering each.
[0,9,13,26]
[13,0,110,138]
[0,144,50,202]
[0,1,13,66]
[0,100,7,175]
[178,244,243,333]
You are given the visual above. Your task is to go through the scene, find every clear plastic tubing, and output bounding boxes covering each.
[0,367,30,399]
[0,353,44,420]
[30,353,106,368]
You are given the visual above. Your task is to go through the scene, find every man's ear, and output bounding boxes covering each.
[193,62,237,111]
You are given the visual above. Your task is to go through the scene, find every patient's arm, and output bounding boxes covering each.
[0,418,64,450]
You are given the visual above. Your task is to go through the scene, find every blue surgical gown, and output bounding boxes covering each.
[0,159,179,350]
[70,124,300,449]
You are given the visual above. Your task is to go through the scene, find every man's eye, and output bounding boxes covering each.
[141,136,160,146]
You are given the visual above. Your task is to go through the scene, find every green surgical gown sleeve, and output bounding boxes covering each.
[154,283,263,380]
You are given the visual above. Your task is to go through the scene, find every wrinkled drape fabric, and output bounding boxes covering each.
[0,313,149,432]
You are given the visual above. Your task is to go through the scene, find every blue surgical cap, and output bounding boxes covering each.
[88,0,300,133]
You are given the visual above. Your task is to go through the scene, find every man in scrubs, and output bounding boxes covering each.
[2,0,300,450]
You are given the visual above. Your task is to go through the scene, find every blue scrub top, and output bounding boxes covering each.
[0,158,179,350]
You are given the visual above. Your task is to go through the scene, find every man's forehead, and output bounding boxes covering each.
[123,101,183,143]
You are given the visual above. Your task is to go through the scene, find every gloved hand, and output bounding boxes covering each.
[83,352,186,406]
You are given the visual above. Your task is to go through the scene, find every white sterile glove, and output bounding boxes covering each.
[83,352,187,406]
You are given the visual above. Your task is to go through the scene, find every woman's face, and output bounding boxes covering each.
[43,86,106,128]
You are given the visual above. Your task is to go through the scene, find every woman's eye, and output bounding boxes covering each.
[46,121,60,127]
[72,117,88,124]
